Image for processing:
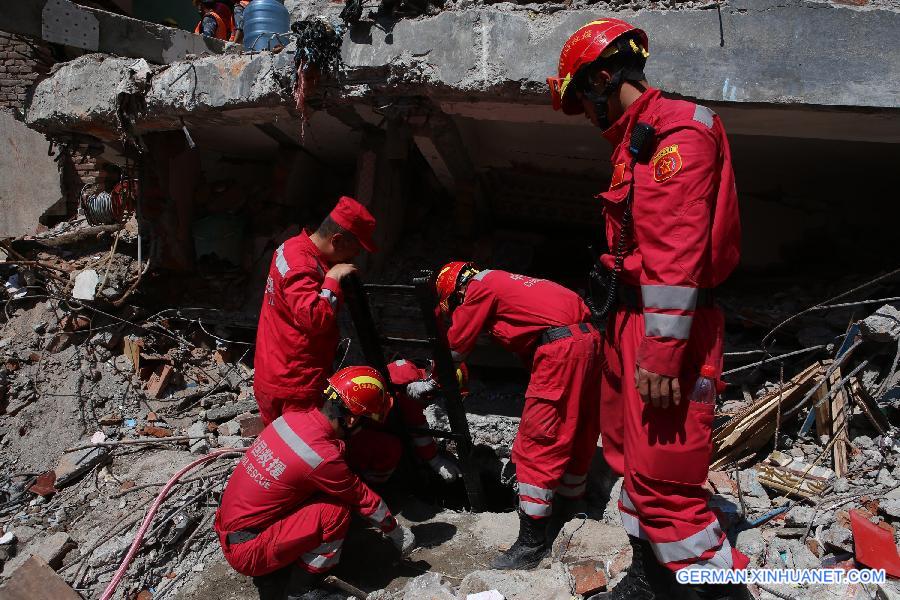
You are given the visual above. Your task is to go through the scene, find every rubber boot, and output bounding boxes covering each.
[253,567,290,600]
[490,510,549,570]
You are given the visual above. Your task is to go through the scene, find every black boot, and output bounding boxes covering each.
[253,567,291,600]
[284,566,318,599]
[547,495,588,544]
[490,510,549,570]
[607,536,681,600]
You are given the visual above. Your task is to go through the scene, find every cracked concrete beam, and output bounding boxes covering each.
[341,2,900,109]
[412,112,475,188]
[1,0,228,65]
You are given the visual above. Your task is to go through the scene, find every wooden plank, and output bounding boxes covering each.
[829,367,850,478]
[849,378,890,434]
[0,555,82,600]
[813,379,832,444]
[711,362,824,469]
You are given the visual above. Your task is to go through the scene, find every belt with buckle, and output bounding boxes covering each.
[538,323,593,346]
[226,530,260,545]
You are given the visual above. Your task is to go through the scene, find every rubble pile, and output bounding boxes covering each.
[4,213,900,600]
[0,218,262,598]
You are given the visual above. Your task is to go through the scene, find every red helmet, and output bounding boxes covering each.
[548,19,648,115]
[435,261,480,315]
[326,366,393,423]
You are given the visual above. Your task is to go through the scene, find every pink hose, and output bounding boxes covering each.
[100,448,247,600]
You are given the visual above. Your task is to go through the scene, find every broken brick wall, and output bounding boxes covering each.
[0,31,54,117]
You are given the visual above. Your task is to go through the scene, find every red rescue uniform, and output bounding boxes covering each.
[254,231,342,425]
[447,270,602,519]
[345,359,441,483]
[597,88,747,572]
[215,410,397,576]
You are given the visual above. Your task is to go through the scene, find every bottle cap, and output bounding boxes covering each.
[700,365,716,378]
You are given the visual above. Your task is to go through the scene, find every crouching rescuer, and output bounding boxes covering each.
[548,18,748,599]
[214,366,415,599]
[434,262,602,570]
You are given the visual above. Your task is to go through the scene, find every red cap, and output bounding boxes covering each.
[700,365,716,379]
[329,196,377,253]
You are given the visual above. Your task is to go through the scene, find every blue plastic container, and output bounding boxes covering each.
[242,0,291,51]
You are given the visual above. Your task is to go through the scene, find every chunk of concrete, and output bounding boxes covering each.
[1,532,75,577]
[860,305,900,343]
[0,113,64,238]
[54,445,110,487]
[72,270,100,301]
[457,564,574,600]
[401,572,456,600]
[0,555,81,600]
[206,399,257,422]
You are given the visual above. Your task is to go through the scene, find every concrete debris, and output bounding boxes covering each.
[54,445,110,487]
[860,304,900,343]
[0,555,81,600]
[457,564,574,600]
[1,532,73,577]
[71,269,99,300]
[401,572,456,599]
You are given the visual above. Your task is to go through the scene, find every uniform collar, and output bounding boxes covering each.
[601,87,661,147]
[298,230,334,270]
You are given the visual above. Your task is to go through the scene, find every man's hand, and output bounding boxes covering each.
[385,523,416,557]
[325,263,358,282]
[635,367,681,408]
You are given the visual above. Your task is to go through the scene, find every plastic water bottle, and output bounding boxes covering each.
[691,365,717,405]
[242,0,291,51]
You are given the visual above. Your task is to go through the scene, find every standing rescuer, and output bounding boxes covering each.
[434,263,602,570]
[215,366,415,599]
[254,196,377,426]
[549,19,747,599]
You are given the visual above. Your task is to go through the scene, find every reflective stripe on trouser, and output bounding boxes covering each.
[619,488,735,570]
[512,327,602,520]
[215,497,351,577]
[300,538,344,572]
[600,306,749,572]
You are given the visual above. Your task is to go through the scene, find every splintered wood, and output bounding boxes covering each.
[713,358,859,476]
[711,362,822,470]
[755,451,834,500]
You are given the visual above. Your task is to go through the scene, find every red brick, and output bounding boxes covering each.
[147,365,174,399]
[239,414,264,437]
[568,559,608,596]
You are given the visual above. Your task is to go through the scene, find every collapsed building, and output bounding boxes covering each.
[1,0,900,598]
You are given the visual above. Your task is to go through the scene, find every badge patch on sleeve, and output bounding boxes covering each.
[651,144,683,183]
[610,162,626,189]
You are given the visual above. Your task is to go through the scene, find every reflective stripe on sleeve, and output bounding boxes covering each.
[693,104,715,128]
[641,285,698,311]
[275,244,289,276]
[644,313,693,340]
[272,417,324,469]
[368,499,390,525]
[472,269,492,281]
[319,288,338,310]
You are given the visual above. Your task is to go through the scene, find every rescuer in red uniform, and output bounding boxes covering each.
[215,366,415,599]
[548,19,747,599]
[254,196,377,426]
[434,263,602,570]
[346,358,465,484]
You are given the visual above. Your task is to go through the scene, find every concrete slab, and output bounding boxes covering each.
[0,112,63,238]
